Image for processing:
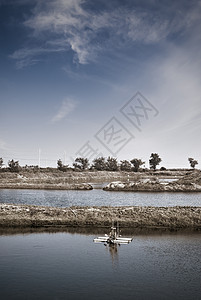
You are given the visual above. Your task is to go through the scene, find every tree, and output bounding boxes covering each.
[92,157,106,170]
[120,160,132,171]
[130,158,145,172]
[106,157,118,171]
[188,158,198,169]
[57,159,63,170]
[8,159,20,172]
[73,157,89,170]
[0,157,3,168]
[57,159,69,171]
[149,153,162,170]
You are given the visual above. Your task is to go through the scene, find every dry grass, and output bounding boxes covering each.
[0,204,200,229]
[0,169,193,190]
[0,171,140,189]
[103,171,201,192]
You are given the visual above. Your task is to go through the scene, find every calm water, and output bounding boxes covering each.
[0,231,201,300]
[0,188,201,207]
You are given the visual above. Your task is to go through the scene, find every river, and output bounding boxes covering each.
[0,229,201,300]
[1,189,201,299]
[0,188,201,207]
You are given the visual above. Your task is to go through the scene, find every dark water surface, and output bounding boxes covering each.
[0,188,201,207]
[0,231,201,300]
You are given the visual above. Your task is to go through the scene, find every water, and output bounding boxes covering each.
[0,230,201,300]
[0,188,201,207]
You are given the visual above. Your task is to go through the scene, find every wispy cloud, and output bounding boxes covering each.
[142,44,201,135]
[10,45,68,69]
[9,0,201,67]
[51,98,78,123]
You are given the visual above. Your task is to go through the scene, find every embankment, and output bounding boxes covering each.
[0,182,93,190]
[1,204,201,229]
[103,171,201,192]
[0,170,184,190]
[0,171,137,190]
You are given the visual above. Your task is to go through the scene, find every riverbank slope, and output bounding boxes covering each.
[1,204,200,229]
[103,170,201,192]
[0,169,191,190]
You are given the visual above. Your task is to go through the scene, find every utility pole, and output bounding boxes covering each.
[64,151,66,165]
[38,148,41,168]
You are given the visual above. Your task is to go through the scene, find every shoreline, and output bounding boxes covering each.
[1,169,201,192]
[1,203,201,229]
[0,225,200,236]
[0,183,93,190]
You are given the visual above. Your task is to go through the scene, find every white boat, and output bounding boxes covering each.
[93,223,133,245]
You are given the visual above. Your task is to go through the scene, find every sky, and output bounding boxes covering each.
[0,0,201,169]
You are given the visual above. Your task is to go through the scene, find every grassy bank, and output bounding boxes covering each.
[0,171,137,189]
[0,169,187,190]
[1,204,201,229]
[103,170,201,192]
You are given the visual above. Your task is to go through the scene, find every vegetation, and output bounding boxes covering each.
[0,152,200,173]
[0,157,3,168]
[1,204,201,229]
[73,157,89,170]
[188,158,198,169]
[130,158,145,172]
[106,157,118,171]
[57,159,69,172]
[120,160,132,171]
[8,159,20,173]
[149,153,162,170]
[57,159,63,170]
[92,157,106,170]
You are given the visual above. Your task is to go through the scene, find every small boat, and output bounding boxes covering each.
[93,222,133,245]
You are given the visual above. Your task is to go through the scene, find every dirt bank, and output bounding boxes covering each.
[0,171,137,190]
[0,182,93,190]
[103,170,201,192]
[1,204,200,229]
[0,170,186,190]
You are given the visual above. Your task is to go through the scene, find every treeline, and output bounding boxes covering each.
[0,154,198,173]
[58,153,161,172]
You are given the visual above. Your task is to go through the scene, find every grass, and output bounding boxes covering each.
[1,204,201,229]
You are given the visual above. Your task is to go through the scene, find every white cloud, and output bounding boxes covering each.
[51,98,78,123]
[25,0,85,32]
[10,0,201,67]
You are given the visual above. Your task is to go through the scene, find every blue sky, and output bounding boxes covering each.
[0,0,201,168]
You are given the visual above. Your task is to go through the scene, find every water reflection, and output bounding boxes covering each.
[0,226,200,236]
[1,230,201,299]
[105,243,119,265]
